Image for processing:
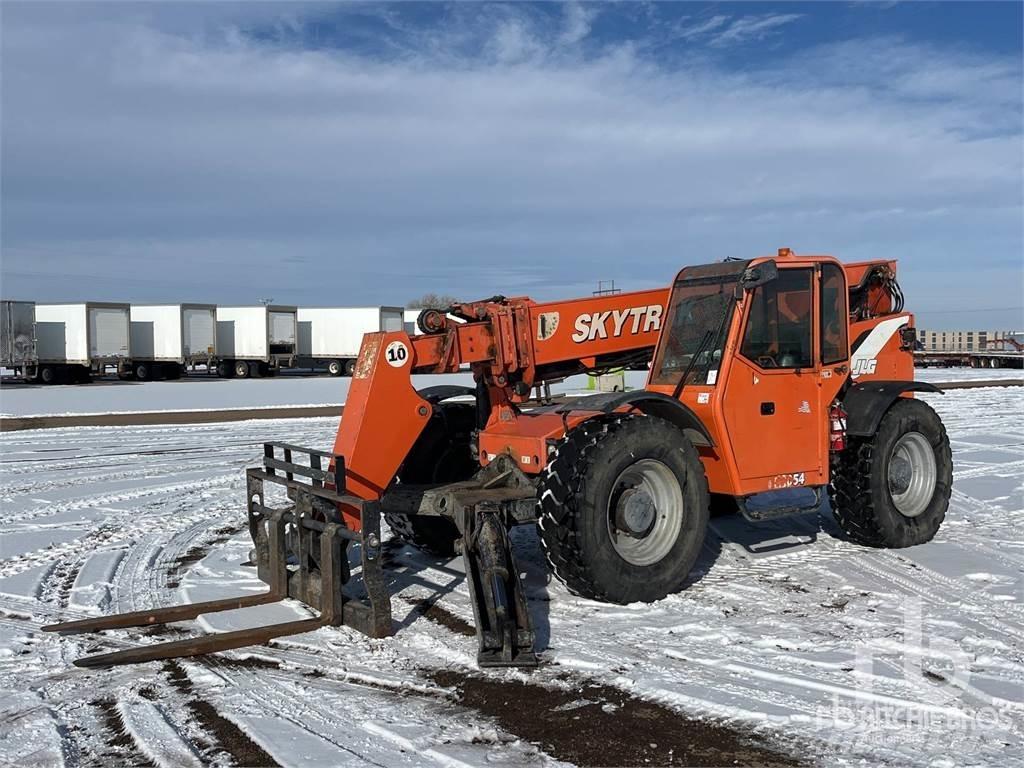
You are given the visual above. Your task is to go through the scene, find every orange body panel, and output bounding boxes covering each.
[331,331,434,528]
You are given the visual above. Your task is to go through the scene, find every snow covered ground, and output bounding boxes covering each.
[0,386,1021,766]
[1,366,1019,417]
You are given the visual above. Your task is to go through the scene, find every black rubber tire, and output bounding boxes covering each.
[234,360,250,378]
[165,364,183,380]
[537,414,709,604]
[327,359,343,377]
[344,359,357,376]
[216,361,232,378]
[384,402,477,557]
[829,398,951,548]
[39,366,57,385]
[134,363,150,381]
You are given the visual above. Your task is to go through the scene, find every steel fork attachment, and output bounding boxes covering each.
[43,445,392,668]
[45,443,537,669]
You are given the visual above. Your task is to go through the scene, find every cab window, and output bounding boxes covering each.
[820,263,848,364]
[740,268,813,369]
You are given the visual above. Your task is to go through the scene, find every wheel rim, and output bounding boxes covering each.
[887,431,937,518]
[329,361,340,375]
[606,459,684,566]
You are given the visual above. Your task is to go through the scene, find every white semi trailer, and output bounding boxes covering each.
[297,306,404,375]
[1,300,37,380]
[215,305,297,378]
[34,302,131,383]
[403,309,423,336]
[129,304,217,380]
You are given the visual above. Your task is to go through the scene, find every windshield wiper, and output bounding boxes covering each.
[671,329,713,402]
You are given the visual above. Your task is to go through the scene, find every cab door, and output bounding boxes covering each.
[721,266,825,491]
[816,261,850,424]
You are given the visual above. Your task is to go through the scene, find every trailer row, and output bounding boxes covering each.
[1,301,414,384]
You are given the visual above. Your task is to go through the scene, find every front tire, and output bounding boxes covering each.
[829,398,951,548]
[537,414,709,604]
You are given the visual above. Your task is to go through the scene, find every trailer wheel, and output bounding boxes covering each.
[38,366,58,385]
[327,359,343,377]
[385,402,477,557]
[537,414,709,604]
[234,360,250,378]
[344,359,356,376]
[216,361,232,378]
[134,362,151,381]
[829,398,951,548]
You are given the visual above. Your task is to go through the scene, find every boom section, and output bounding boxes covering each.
[407,288,669,390]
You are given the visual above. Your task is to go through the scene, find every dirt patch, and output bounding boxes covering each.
[163,660,195,694]
[208,655,282,671]
[186,700,279,767]
[162,662,279,767]
[166,523,246,588]
[91,698,157,768]
[429,670,799,767]
[406,595,475,637]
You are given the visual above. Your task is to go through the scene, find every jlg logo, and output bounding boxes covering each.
[851,358,878,377]
[571,305,663,343]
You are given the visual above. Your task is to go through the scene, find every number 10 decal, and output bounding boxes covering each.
[385,340,409,368]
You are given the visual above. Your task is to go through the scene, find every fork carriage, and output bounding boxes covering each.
[45,442,537,668]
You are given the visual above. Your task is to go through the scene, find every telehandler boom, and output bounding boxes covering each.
[48,249,952,669]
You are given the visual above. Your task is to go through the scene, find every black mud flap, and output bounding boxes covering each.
[461,503,538,667]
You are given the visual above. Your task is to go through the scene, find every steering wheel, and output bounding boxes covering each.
[756,355,778,369]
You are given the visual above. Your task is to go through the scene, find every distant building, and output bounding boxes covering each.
[916,329,1021,352]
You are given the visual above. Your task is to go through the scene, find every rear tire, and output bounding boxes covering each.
[344,359,356,376]
[134,362,150,381]
[216,361,232,378]
[234,360,250,378]
[384,402,477,557]
[829,398,951,548]
[537,414,709,604]
[38,366,57,385]
[327,359,343,377]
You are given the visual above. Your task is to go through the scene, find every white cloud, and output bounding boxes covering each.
[1,5,1020,327]
[559,1,598,46]
[711,14,804,47]
[676,15,729,41]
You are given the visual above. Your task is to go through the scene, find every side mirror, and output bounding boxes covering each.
[741,260,778,290]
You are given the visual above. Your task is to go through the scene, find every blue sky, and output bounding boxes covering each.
[2,1,1021,329]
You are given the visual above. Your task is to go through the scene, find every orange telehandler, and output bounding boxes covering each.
[48,249,953,668]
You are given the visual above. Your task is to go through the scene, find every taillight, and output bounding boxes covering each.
[829,403,848,452]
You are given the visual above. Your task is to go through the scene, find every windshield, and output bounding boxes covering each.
[650,261,748,387]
